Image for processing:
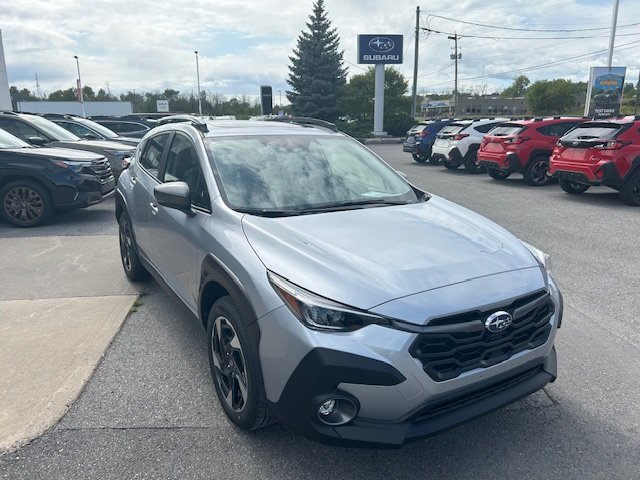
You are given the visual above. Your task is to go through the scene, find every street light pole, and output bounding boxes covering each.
[73,55,86,118]
[607,0,620,68]
[195,51,202,115]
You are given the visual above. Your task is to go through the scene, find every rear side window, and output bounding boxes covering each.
[0,118,46,142]
[438,124,466,136]
[139,133,170,177]
[474,122,501,134]
[537,122,581,137]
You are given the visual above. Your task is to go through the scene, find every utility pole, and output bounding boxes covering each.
[411,6,419,118]
[448,33,460,115]
[607,0,620,68]
[634,69,640,116]
[35,73,40,98]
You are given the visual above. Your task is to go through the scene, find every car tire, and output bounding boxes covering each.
[428,155,441,165]
[118,213,150,281]
[412,153,427,163]
[487,168,511,180]
[442,158,460,170]
[0,179,52,228]
[463,150,485,174]
[620,169,640,206]
[207,296,272,430]
[559,178,590,194]
[524,156,552,186]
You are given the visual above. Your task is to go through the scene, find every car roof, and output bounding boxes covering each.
[502,116,588,126]
[153,119,342,138]
[586,115,639,125]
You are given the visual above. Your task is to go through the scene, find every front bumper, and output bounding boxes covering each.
[52,174,116,210]
[259,279,562,447]
[549,159,623,187]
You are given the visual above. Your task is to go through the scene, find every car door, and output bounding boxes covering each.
[128,132,172,260]
[146,133,211,310]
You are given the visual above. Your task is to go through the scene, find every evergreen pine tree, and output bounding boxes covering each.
[286,0,347,121]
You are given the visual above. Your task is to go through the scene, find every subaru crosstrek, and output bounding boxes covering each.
[549,116,640,205]
[116,117,562,447]
[478,117,584,185]
[431,118,508,173]
[405,119,456,164]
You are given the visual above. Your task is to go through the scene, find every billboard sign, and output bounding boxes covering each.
[357,35,403,64]
[156,99,169,112]
[260,85,273,115]
[584,66,626,119]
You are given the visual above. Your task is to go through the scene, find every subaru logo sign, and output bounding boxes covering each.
[485,311,513,333]
[357,34,403,64]
[369,37,394,53]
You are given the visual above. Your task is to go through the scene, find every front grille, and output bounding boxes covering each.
[90,157,114,183]
[409,290,554,382]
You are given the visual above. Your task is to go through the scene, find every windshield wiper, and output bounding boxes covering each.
[236,208,303,217]
[295,198,412,213]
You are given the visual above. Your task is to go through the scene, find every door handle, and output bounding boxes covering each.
[150,203,158,215]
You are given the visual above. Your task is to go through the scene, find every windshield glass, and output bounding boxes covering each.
[0,128,31,148]
[561,124,622,141]
[25,115,80,141]
[77,118,119,138]
[206,135,417,213]
[488,125,525,136]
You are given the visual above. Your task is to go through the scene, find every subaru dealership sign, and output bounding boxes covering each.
[357,35,403,64]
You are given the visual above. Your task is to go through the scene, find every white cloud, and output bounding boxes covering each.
[2,0,640,98]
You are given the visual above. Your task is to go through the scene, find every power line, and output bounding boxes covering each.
[421,26,640,41]
[424,12,640,33]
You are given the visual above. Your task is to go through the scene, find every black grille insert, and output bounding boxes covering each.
[90,158,114,183]
[409,290,554,382]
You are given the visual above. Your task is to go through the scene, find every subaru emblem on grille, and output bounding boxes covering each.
[485,311,513,332]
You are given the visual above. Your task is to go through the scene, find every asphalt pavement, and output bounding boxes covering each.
[0,145,638,479]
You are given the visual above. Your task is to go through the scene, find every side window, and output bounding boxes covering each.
[139,133,170,178]
[57,121,94,138]
[0,118,42,142]
[163,134,210,211]
[475,123,497,134]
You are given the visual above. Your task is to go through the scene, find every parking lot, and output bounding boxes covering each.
[0,143,638,479]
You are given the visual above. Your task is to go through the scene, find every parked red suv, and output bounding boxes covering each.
[549,116,640,206]
[478,117,585,185]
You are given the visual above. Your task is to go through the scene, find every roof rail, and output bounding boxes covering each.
[265,116,337,132]
[553,116,561,120]
[534,117,544,121]
[190,117,209,133]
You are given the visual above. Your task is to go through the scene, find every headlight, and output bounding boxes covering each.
[521,241,552,275]
[268,272,390,332]
[49,159,85,171]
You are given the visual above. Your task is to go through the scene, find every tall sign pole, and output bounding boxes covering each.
[195,51,202,115]
[607,0,620,68]
[0,30,11,110]
[357,34,404,136]
[73,55,86,118]
[411,6,419,118]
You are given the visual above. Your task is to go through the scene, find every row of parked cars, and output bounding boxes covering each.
[0,111,203,227]
[404,115,640,206]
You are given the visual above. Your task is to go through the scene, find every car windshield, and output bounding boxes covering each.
[561,124,622,141]
[25,115,80,141]
[77,118,120,139]
[488,125,525,136]
[206,135,418,214]
[0,128,31,149]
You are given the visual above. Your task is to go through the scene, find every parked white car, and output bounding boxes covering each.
[431,118,508,173]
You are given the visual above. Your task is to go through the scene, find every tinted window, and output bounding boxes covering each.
[22,115,79,141]
[139,133,170,177]
[163,134,210,210]
[56,121,97,138]
[561,124,622,141]
[0,128,31,148]
[438,124,467,136]
[488,125,525,137]
[0,118,44,141]
[475,122,501,134]
[537,122,581,137]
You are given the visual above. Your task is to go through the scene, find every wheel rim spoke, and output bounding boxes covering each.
[4,187,43,224]
[211,316,248,412]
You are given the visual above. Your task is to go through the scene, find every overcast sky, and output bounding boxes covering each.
[2,0,639,100]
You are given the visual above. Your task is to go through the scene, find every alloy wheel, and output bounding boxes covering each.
[530,159,549,184]
[119,219,134,272]
[3,186,45,225]
[211,316,249,412]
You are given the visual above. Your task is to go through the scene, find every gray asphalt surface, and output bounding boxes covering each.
[1,144,639,479]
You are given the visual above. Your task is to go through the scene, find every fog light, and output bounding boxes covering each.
[316,397,358,426]
[318,399,336,416]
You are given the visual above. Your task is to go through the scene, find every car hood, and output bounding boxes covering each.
[242,195,539,312]
[4,146,104,162]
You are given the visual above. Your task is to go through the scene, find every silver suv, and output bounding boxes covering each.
[115,117,562,447]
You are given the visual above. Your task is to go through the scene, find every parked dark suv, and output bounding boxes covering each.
[549,116,640,205]
[404,119,456,163]
[0,128,114,227]
[0,111,134,178]
[478,117,584,185]
[44,114,140,146]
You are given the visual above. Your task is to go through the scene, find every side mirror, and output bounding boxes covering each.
[153,182,194,215]
[27,136,48,146]
[83,133,99,140]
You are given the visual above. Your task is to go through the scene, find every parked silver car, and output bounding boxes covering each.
[115,117,562,447]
